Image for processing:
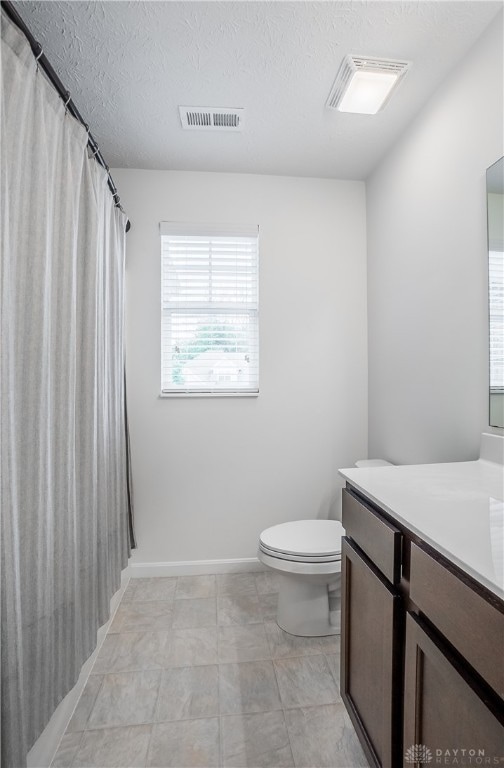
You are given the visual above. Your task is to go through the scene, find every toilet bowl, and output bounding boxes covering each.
[258,459,392,637]
[258,519,344,637]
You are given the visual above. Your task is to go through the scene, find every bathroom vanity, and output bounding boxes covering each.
[339,444,504,768]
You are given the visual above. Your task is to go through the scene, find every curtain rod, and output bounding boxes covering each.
[1,0,131,232]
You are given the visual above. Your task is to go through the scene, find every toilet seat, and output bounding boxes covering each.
[259,542,341,563]
[258,548,342,577]
[259,520,343,560]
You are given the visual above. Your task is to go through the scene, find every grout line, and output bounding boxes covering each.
[81,675,105,732]
[67,730,84,768]
[217,655,223,768]
[279,708,297,768]
[72,702,348,733]
[151,666,165,725]
[269,644,286,715]
[144,720,155,768]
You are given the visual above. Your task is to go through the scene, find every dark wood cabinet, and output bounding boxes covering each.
[409,542,504,697]
[341,486,504,768]
[341,488,402,585]
[341,537,402,768]
[403,612,504,765]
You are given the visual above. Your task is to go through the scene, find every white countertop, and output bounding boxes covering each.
[339,459,504,600]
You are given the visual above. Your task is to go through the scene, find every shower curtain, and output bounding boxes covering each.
[1,11,130,767]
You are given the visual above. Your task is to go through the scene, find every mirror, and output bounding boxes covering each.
[487,157,504,428]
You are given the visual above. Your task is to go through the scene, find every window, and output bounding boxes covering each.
[160,222,259,395]
[489,248,504,393]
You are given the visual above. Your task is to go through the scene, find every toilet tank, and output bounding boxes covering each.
[354,459,393,468]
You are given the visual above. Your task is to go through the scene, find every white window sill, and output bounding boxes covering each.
[159,391,259,399]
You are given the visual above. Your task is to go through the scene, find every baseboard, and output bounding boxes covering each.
[130,557,264,577]
[27,565,131,768]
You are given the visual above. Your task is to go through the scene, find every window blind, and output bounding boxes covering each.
[489,249,504,391]
[160,222,259,395]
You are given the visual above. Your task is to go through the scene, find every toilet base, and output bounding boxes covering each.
[276,573,341,637]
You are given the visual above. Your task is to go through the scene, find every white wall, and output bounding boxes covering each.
[366,13,504,465]
[112,170,368,564]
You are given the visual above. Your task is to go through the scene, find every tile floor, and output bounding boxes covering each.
[51,572,369,768]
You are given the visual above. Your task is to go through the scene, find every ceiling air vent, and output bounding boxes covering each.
[326,56,410,114]
[179,106,244,131]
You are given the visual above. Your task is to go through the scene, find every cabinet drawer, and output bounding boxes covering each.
[410,543,504,697]
[342,488,402,585]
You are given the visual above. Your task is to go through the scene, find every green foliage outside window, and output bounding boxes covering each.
[172,323,249,384]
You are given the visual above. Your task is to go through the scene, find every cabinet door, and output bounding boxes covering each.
[403,612,504,767]
[341,537,403,768]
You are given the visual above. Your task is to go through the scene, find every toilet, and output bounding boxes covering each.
[258,519,344,637]
[258,459,392,637]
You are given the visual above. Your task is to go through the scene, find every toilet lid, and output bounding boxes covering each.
[259,520,344,558]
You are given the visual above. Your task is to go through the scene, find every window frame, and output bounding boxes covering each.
[159,222,259,398]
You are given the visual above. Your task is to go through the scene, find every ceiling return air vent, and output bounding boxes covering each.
[179,106,244,131]
[327,56,410,114]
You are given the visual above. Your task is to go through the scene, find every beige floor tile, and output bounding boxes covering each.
[284,703,369,768]
[172,597,217,629]
[72,724,152,767]
[265,621,339,658]
[219,660,282,715]
[51,732,83,767]
[93,631,173,674]
[217,573,258,596]
[87,670,161,729]
[325,651,341,690]
[121,581,138,603]
[156,665,219,721]
[217,594,262,625]
[91,635,120,675]
[66,676,103,732]
[130,578,177,602]
[147,718,220,767]
[59,574,354,768]
[168,626,218,666]
[109,601,173,633]
[218,624,271,663]
[176,575,216,599]
[221,711,294,767]
[274,656,340,708]
[259,594,278,621]
[255,572,281,595]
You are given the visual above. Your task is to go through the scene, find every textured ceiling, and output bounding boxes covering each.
[14,0,503,179]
